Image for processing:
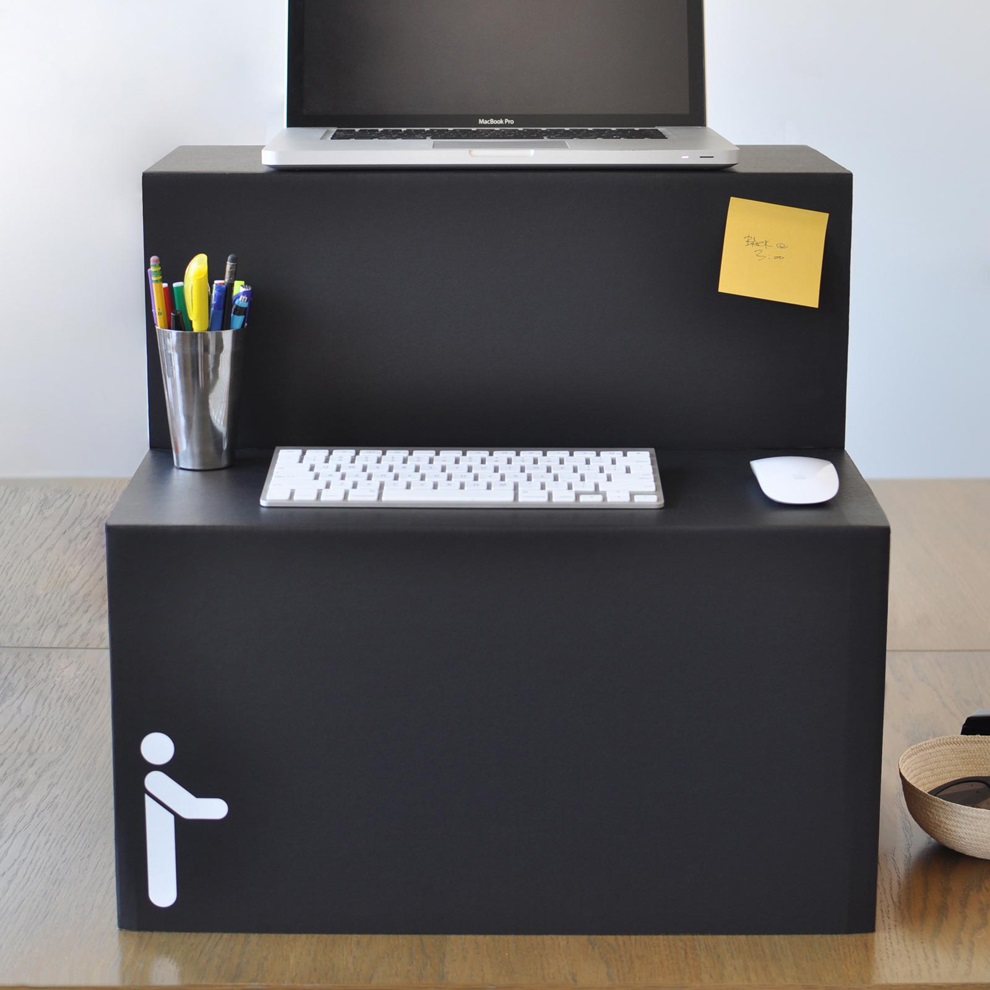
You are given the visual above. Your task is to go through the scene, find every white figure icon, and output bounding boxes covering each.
[141,732,228,908]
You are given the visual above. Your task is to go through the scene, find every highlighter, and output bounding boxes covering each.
[183,253,210,332]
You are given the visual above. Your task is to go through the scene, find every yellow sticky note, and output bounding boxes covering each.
[718,197,829,308]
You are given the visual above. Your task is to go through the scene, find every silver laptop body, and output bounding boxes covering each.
[263,0,738,170]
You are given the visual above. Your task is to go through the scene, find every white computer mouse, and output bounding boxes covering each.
[750,456,840,505]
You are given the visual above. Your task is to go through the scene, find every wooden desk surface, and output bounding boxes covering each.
[1,478,989,989]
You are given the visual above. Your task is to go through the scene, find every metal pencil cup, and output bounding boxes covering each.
[156,327,245,470]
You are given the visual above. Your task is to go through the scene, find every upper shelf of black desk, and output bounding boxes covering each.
[143,145,851,452]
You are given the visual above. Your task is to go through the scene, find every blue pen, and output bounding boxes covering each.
[229,285,252,329]
[208,281,226,331]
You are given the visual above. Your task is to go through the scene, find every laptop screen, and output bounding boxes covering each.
[287,0,706,128]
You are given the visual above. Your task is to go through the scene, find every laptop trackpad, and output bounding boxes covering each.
[435,140,567,154]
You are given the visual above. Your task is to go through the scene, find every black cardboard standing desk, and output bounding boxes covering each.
[106,146,889,935]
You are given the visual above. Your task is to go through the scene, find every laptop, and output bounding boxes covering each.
[262,0,738,169]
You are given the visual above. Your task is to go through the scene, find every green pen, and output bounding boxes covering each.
[171,282,189,331]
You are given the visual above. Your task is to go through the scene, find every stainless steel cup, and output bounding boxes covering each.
[156,327,245,470]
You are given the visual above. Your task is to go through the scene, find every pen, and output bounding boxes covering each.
[221,254,237,330]
[172,282,189,330]
[209,281,227,331]
[148,256,167,329]
[229,285,252,329]
[171,282,189,331]
[183,253,210,332]
[162,283,175,326]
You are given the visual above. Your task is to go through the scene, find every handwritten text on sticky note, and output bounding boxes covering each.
[718,197,829,308]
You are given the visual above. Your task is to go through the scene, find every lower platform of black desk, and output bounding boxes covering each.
[106,449,888,934]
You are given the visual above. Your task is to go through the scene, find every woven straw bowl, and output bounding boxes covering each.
[899,735,990,859]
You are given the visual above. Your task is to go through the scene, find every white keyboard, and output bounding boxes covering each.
[260,448,664,508]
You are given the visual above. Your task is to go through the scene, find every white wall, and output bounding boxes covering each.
[0,0,285,478]
[1,1,986,477]
[706,0,990,478]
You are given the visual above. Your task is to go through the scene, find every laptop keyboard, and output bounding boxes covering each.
[330,127,667,141]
